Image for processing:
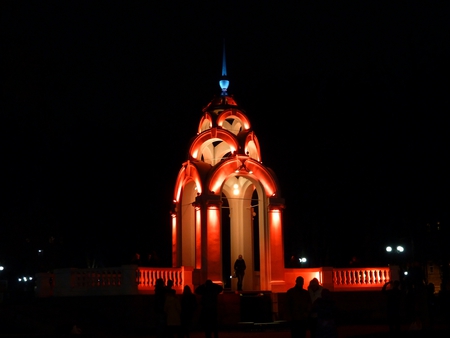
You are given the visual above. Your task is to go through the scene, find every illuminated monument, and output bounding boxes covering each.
[171,47,286,292]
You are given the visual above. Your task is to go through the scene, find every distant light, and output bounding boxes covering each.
[299,257,307,263]
[386,246,393,252]
[18,278,22,282]
[396,246,404,253]
[0,266,4,271]
[23,277,28,282]
[404,271,408,276]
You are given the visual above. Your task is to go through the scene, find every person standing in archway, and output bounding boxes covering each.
[234,254,246,291]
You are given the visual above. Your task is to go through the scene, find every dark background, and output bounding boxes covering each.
[2,1,449,280]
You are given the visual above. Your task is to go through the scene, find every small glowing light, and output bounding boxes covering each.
[235,169,239,173]
[404,271,408,276]
[29,277,33,280]
[299,257,307,263]
[38,249,42,253]
[249,170,253,174]
[18,278,22,282]
[233,184,239,189]
[0,266,4,271]
[233,189,239,195]
[396,246,404,253]
[23,277,28,282]
[386,246,393,252]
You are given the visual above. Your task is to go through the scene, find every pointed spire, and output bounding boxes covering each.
[219,39,230,96]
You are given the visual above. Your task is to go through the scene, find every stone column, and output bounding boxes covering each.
[268,198,286,292]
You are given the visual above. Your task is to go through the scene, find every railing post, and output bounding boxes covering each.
[121,265,139,295]
[54,268,77,297]
[182,266,194,291]
[389,265,400,282]
[35,272,54,297]
[321,267,334,291]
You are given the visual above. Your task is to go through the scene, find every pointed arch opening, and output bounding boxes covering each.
[219,174,269,290]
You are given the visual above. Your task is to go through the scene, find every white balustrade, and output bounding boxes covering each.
[35,265,395,297]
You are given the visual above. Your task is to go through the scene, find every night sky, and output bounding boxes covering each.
[2,2,449,277]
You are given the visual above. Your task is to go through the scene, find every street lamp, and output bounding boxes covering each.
[386,245,405,254]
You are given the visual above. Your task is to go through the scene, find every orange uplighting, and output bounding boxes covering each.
[189,128,239,160]
[271,209,281,224]
[207,206,220,226]
[195,208,201,269]
[217,109,251,130]
[172,215,177,266]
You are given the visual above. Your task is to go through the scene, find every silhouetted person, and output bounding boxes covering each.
[165,289,182,338]
[166,279,175,293]
[315,289,338,338]
[287,276,312,338]
[308,278,324,338]
[181,285,197,338]
[406,281,429,331]
[195,280,223,338]
[382,280,403,333]
[426,282,437,330]
[234,254,246,291]
[154,278,167,338]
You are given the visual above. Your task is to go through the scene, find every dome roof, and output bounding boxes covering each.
[202,95,239,114]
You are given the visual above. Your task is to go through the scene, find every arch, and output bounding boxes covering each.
[173,162,203,202]
[244,132,262,161]
[217,110,251,130]
[208,157,279,198]
[198,113,213,133]
[189,128,239,162]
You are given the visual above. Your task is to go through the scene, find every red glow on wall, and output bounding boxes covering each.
[207,206,220,227]
[206,205,222,279]
[171,215,177,267]
[195,208,201,269]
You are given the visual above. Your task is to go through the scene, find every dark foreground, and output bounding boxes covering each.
[0,325,450,338]
[1,291,449,337]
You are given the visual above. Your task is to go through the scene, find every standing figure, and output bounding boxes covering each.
[181,285,197,338]
[154,278,167,338]
[164,289,182,338]
[308,278,324,338]
[195,280,223,338]
[315,289,338,338]
[234,254,246,291]
[382,280,403,333]
[286,276,312,338]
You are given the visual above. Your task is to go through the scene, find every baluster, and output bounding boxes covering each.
[369,270,373,284]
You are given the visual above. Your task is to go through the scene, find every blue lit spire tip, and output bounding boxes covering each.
[220,39,229,95]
